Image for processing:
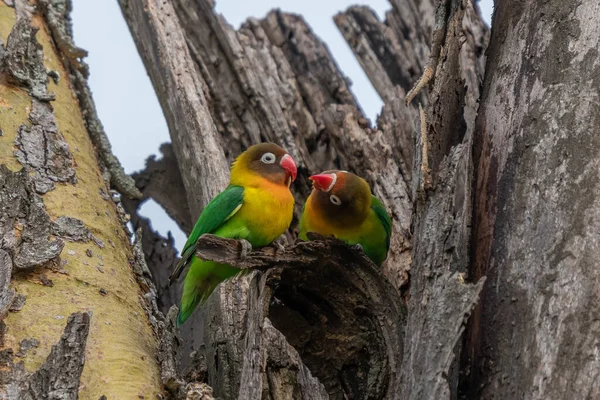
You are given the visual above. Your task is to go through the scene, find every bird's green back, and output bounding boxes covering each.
[172,185,245,326]
[170,185,244,284]
[370,195,391,252]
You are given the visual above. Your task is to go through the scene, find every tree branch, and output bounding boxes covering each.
[400,1,489,399]
[119,0,230,217]
[192,233,405,399]
[194,232,373,270]
[334,6,419,103]
[119,1,491,398]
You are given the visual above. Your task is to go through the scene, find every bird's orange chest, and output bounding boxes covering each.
[300,195,369,239]
[236,183,294,245]
[301,202,338,236]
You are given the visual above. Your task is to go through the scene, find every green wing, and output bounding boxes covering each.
[371,195,392,251]
[169,185,244,284]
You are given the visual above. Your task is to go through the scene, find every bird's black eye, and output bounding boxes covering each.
[330,195,342,205]
[261,152,276,164]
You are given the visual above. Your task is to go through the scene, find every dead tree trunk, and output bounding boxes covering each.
[4,0,590,397]
[0,1,163,397]
[119,0,490,398]
[119,0,413,397]
[466,1,600,398]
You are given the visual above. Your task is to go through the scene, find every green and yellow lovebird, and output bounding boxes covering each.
[299,170,391,266]
[170,143,297,325]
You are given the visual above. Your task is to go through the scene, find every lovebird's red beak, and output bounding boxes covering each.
[309,173,337,192]
[280,154,297,182]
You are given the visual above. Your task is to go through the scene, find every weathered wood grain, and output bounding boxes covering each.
[467,1,600,398]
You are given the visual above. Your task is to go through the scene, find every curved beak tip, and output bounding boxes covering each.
[280,154,297,182]
[309,173,336,192]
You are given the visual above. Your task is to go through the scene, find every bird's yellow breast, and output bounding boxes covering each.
[235,182,294,246]
[300,198,369,239]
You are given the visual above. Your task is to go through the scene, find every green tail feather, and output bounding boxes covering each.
[177,278,220,326]
[176,259,245,326]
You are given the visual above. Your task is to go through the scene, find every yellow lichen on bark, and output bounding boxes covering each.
[0,3,161,398]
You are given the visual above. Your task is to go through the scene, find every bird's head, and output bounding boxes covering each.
[308,170,372,227]
[231,143,297,188]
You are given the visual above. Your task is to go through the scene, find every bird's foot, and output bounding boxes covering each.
[273,234,288,254]
[239,239,253,260]
[352,243,364,253]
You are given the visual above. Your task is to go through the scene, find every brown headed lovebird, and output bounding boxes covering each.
[298,170,391,266]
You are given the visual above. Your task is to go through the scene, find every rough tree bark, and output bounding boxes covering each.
[118,0,422,396]
[466,1,600,398]
[4,0,596,398]
[119,0,490,399]
[0,1,161,397]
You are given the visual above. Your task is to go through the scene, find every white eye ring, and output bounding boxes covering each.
[330,195,342,205]
[261,152,276,164]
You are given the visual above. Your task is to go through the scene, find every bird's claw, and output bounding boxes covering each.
[352,243,364,253]
[273,234,288,254]
[239,239,253,260]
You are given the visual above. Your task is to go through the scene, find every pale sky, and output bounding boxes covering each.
[71,0,493,252]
